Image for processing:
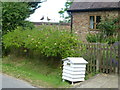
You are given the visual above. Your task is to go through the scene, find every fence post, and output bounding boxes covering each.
[96,56,100,71]
[96,44,101,72]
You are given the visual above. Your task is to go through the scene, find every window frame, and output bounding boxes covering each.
[89,15,101,30]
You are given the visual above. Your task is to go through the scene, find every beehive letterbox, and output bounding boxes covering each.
[62,57,88,84]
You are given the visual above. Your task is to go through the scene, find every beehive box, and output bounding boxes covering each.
[62,57,88,84]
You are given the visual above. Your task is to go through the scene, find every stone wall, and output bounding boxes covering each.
[33,22,71,32]
[72,10,119,43]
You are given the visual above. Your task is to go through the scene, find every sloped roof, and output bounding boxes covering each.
[67,2,120,12]
[62,57,88,64]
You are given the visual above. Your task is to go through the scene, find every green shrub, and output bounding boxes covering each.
[98,16,118,36]
[86,17,119,44]
[86,33,118,44]
[106,35,118,44]
[3,25,82,59]
[3,27,24,48]
[86,33,98,43]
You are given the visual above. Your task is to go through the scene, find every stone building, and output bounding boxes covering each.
[67,2,119,42]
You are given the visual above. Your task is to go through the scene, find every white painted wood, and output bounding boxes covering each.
[62,57,88,83]
[63,69,86,74]
[63,63,86,68]
[62,57,88,64]
[63,66,86,71]
[62,73,85,78]
[71,64,86,68]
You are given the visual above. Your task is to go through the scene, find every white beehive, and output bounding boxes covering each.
[62,57,88,84]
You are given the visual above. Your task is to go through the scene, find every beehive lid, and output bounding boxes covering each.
[62,57,88,64]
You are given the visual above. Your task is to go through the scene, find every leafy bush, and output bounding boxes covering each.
[3,25,82,59]
[86,33,118,44]
[98,16,119,36]
[86,33,99,43]
[106,35,118,44]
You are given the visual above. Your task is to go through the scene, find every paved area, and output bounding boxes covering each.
[74,74,118,88]
[0,73,118,89]
[0,74,35,88]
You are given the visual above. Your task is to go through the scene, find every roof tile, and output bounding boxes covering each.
[68,2,119,11]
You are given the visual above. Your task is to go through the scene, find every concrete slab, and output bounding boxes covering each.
[74,74,118,88]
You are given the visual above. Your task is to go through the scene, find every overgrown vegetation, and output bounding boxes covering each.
[3,25,82,59]
[2,25,85,87]
[86,17,119,44]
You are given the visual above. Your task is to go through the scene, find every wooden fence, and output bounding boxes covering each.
[0,44,1,58]
[79,43,119,74]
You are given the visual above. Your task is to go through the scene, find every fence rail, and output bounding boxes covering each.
[79,43,118,74]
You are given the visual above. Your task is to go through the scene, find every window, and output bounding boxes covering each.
[89,15,101,30]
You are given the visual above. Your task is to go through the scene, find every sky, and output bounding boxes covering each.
[27,0,68,22]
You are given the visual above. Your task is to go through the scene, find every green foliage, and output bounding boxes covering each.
[2,2,38,34]
[87,17,119,44]
[86,33,118,44]
[59,0,73,23]
[105,35,118,44]
[27,2,42,13]
[3,25,82,59]
[86,34,99,43]
[98,17,119,36]
[86,33,107,43]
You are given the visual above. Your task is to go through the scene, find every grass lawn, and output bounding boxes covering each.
[2,55,71,88]
[2,55,98,88]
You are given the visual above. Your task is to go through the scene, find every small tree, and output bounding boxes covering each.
[58,0,73,23]
[2,2,43,34]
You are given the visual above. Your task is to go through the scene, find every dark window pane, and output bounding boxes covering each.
[96,16,101,29]
[96,16,101,23]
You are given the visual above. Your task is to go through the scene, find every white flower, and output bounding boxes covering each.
[75,32,78,34]
[54,43,57,45]
[31,38,34,40]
